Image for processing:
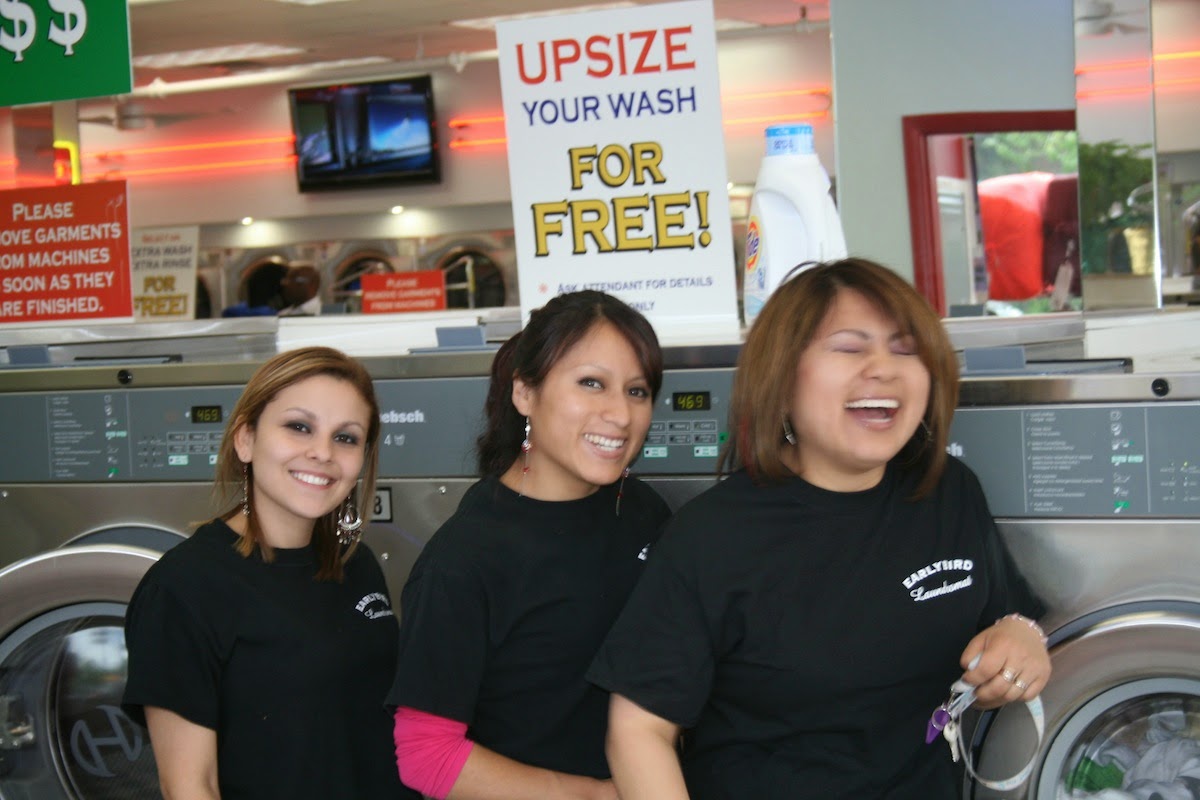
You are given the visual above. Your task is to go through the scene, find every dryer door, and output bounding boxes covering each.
[968,601,1200,799]
[0,546,162,799]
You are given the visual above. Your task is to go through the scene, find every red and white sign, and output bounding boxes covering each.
[0,181,132,325]
[496,0,738,343]
[361,271,447,314]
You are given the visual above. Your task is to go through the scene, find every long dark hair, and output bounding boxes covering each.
[476,290,663,476]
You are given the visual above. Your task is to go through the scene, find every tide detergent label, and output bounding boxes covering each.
[745,217,764,288]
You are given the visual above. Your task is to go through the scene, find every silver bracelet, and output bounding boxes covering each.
[999,612,1048,645]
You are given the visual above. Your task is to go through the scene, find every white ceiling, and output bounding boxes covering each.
[127,0,830,85]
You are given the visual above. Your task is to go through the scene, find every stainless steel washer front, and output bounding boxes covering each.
[0,547,162,799]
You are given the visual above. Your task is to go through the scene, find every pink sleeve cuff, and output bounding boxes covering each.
[394,706,475,799]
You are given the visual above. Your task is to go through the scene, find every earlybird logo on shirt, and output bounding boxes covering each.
[355,592,395,619]
[902,558,974,602]
[637,544,650,561]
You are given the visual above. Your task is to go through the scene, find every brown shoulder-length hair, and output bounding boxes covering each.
[214,346,381,581]
[719,257,959,499]
[476,290,663,477]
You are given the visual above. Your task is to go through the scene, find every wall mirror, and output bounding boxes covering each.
[903,111,1077,318]
[905,0,1199,316]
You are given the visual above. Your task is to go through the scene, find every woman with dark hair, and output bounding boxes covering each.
[387,290,670,800]
[123,347,413,800]
[589,259,1051,799]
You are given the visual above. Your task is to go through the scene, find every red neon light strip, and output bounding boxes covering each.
[447,87,832,129]
[449,137,507,149]
[1077,75,1200,99]
[99,155,295,178]
[449,115,504,129]
[727,87,830,100]
[1157,49,1200,62]
[1077,48,1200,75]
[450,111,829,149]
[87,135,295,161]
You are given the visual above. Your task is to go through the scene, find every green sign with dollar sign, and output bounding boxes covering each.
[0,0,131,107]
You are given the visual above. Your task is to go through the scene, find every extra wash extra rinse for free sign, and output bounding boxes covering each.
[496,0,740,343]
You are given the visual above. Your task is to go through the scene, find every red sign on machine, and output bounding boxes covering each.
[0,181,133,324]
[361,270,447,314]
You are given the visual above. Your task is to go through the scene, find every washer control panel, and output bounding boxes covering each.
[952,402,1200,516]
[0,368,736,482]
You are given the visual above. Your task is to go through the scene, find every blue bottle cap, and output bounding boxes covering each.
[764,124,815,156]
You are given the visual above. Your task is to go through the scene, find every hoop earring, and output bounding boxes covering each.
[241,463,250,517]
[615,467,630,516]
[918,418,932,446]
[782,416,797,446]
[337,492,363,546]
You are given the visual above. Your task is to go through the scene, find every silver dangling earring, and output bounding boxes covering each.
[241,463,250,516]
[336,493,363,546]
[615,466,630,516]
[782,416,797,445]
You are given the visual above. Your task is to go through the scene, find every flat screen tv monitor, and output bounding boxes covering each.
[288,75,440,192]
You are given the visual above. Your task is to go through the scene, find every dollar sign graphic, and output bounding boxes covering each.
[48,0,87,56]
[0,0,35,63]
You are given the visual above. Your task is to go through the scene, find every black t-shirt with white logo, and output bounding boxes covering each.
[588,458,1043,800]
[123,519,413,800]
[387,475,670,778]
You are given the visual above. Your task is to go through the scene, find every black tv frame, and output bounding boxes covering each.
[288,74,440,192]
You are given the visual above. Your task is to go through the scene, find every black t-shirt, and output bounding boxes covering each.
[387,475,671,778]
[123,519,415,800]
[587,458,1044,800]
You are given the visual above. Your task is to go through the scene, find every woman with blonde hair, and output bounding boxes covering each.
[589,258,1050,799]
[124,346,414,800]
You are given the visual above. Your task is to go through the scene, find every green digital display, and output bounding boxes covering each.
[191,405,223,424]
[671,391,711,412]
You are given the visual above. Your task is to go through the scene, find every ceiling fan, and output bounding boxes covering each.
[79,101,231,131]
[1074,0,1148,36]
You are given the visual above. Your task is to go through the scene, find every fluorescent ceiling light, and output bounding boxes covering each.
[450,2,636,30]
[270,0,354,5]
[134,43,306,69]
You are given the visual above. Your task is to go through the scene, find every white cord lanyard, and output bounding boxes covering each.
[930,679,1046,792]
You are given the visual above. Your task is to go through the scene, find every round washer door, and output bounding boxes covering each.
[0,546,162,799]
[967,602,1200,799]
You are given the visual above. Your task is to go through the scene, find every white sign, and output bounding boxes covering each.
[496,0,738,343]
[130,226,199,321]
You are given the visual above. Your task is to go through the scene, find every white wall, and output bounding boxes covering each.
[829,0,1077,281]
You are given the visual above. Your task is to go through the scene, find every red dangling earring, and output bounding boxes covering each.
[518,417,532,497]
[521,417,532,475]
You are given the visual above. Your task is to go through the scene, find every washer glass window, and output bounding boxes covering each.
[1055,691,1200,797]
[0,603,159,799]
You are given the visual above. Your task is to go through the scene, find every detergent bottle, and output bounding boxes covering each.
[743,124,847,326]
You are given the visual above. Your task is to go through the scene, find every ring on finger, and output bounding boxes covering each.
[1001,667,1017,683]
[1014,678,1029,690]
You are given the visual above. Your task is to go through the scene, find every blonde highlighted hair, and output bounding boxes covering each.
[214,346,381,581]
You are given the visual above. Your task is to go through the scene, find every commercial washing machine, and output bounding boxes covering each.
[951,372,1200,799]
[0,346,737,799]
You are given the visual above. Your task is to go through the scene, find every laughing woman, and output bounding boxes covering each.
[588,258,1051,800]
[123,347,414,800]
[387,291,671,800]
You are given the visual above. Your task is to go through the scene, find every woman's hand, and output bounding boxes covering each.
[958,615,1052,709]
